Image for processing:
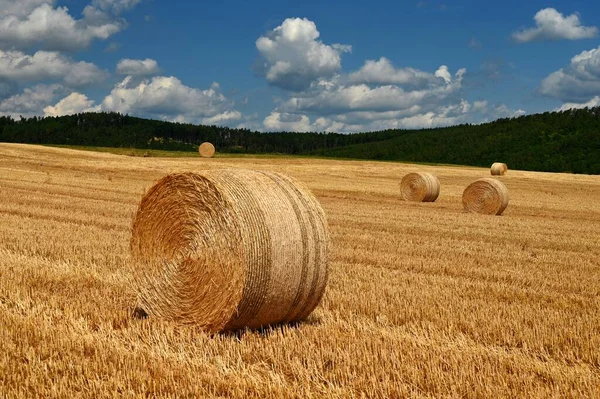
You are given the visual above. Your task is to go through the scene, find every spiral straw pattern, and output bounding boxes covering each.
[198,142,216,158]
[400,172,440,202]
[130,169,330,332]
[462,178,509,216]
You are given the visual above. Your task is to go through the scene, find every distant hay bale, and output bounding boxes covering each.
[490,162,508,176]
[198,142,215,158]
[462,178,509,216]
[130,169,330,332]
[400,172,440,202]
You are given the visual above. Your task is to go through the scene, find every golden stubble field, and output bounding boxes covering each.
[0,143,599,398]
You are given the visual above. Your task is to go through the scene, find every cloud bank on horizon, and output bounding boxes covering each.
[0,1,599,133]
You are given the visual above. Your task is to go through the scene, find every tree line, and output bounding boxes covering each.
[0,113,392,153]
[0,107,598,174]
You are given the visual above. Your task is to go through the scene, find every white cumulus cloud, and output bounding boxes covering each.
[262,98,525,133]
[0,49,108,86]
[255,17,351,91]
[1,73,244,125]
[556,96,600,111]
[540,46,600,103]
[100,76,241,124]
[512,8,598,43]
[259,61,527,133]
[347,57,443,87]
[0,0,53,17]
[43,92,98,116]
[0,84,62,118]
[116,58,160,76]
[0,3,126,51]
[434,65,452,83]
[279,68,466,116]
[252,18,522,132]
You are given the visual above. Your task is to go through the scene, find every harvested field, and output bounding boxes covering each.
[0,143,599,398]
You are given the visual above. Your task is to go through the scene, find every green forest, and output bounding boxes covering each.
[1,107,599,174]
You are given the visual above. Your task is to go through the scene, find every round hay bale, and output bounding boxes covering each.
[130,169,330,332]
[198,142,215,158]
[462,178,509,216]
[490,162,507,176]
[400,172,440,202]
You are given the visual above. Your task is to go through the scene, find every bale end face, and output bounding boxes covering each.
[130,173,245,331]
[400,172,440,202]
[490,162,508,176]
[199,142,216,158]
[462,177,509,215]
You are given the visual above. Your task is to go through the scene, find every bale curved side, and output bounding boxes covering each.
[462,178,509,215]
[400,172,440,202]
[199,142,216,158]
[490,162,508,176]
[130,169,330,332]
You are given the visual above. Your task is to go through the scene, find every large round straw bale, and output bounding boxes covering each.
[130,169,330,332]
[490,162,508,176]
[462,178,509,215]
[400,172,440,202]
[198,142,215,158]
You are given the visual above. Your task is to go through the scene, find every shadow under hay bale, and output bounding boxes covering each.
[221,319,314,340]
[130,169,330,332]
[400,172,440,202]
[132,306,148,319]
[462,178,509,216]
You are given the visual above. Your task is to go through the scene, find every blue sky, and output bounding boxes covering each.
[1,0,599,132]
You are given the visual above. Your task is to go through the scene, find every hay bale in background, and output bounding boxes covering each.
[130,169,330,332]
[462,178,509,215]
[400,172,440,202]
[490,162,508,176]
[198,142,216,158]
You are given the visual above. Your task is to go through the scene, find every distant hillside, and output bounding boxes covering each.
[315,108,600,174]
[0,107,599,174]
[0,112,388,154]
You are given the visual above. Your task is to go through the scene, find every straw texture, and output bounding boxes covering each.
[490,162,508,176]
[199,142,216,158]
[400,172,440,202]
[462,178,509,215]
[130,169,330,332]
